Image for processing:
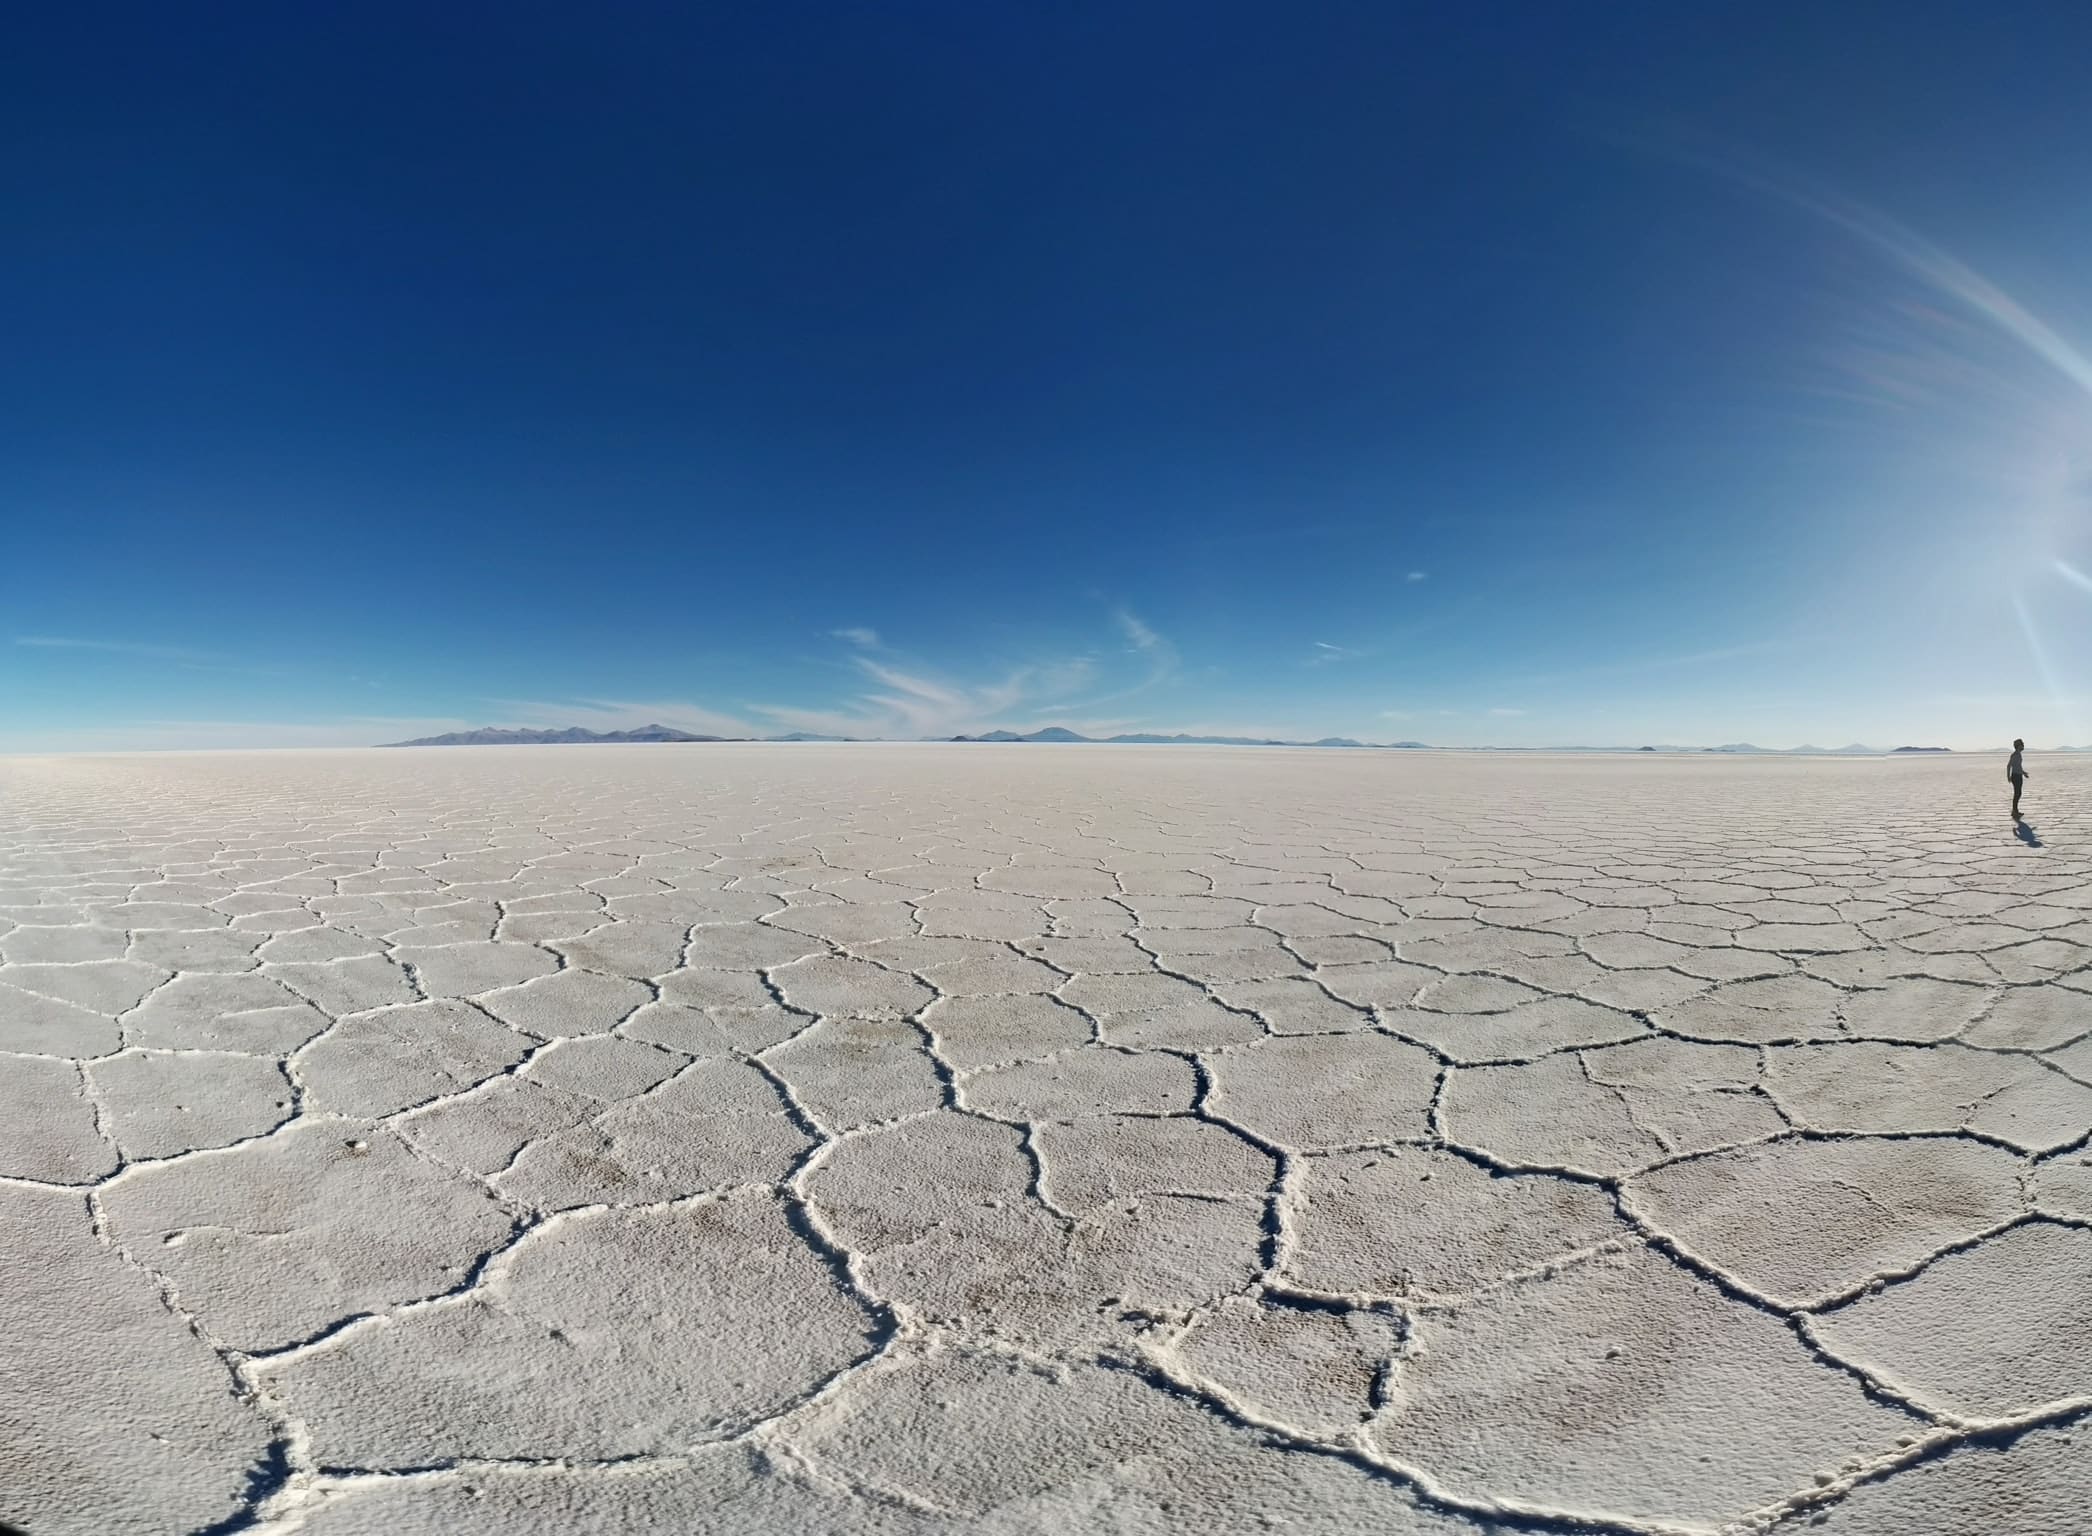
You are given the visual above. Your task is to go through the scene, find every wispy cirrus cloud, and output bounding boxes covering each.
[1061,607,1177,708]
[756,653,1097,739]
[830,626,882,649]
[1405,570,1428,583]
[1488,707,1528,717]
[1115,609,1167,656]
[1310,641,1362,665]
[754,614,1175,738]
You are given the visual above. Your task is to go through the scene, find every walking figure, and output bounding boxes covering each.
[2008,738,2029,819]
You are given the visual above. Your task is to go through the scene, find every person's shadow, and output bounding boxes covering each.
[2014,819,2043,847]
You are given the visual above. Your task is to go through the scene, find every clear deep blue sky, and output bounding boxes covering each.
[7,3,2092,750]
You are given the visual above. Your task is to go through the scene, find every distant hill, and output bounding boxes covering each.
[382,724,738,746]
[1891,746,1952,753]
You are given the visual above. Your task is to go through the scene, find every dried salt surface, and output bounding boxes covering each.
[0,744,2086,1536]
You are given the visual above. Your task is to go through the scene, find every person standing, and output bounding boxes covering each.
[2008,738,2029,818]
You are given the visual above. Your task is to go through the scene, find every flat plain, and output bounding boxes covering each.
[2,744,2088,1536]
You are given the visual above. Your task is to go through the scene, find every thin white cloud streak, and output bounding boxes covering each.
[1116,610,1165,654]
[831,627,882,649]
[2058,560,2092,597]
[853,660,1018,738]
[1070,608,1180,709]
[854,660,968,711]
[1488,707,1527,717]
[1405,571,1427,583]
[754,651,1101,740]
[759,614,1170,738]
[1310,641,1362,665]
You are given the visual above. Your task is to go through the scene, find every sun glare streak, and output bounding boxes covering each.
[1794,198,2092,404]
[2012,594,2087,747]
[1636,138,2092,708]
[1639,139,2092,405]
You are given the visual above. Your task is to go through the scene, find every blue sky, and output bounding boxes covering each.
[7,2,2091,751]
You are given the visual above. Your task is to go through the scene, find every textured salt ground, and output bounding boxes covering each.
[0,745,2088,1536]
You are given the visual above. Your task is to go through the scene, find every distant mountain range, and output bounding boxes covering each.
[377,725,2044,754]
[382,725,743,746]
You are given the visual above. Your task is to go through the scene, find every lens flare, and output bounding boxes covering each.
[2013,593,2087,747]
[1643,140,2092,744]
[1646,139,2092,405]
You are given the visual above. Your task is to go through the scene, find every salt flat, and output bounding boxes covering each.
[1,745,2087,1536]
